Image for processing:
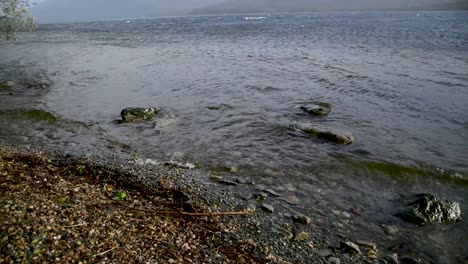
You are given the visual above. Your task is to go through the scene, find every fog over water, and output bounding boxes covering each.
[31,0,468,22]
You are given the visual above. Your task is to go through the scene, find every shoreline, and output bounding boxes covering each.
[0,144,392,263]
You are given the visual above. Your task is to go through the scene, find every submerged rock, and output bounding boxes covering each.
[298,124,355,145]
[120,107,158,123]
[397,193,461,226]
[299,102,333,116]
[0,81,15,89]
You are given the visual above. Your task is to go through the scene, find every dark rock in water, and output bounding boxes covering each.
[298,124,355,145]
[396,193,461,226]
[120,107,158,123]
[300,102,333,116]
[0,81,15,89]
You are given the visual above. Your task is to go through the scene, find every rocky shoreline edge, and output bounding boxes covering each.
[0,144,455,264]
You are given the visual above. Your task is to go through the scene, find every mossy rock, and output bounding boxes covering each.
[0,81,15,90]
[300,102,333,116]
[397,193,462,226]
[120,107,159,123]
[0,109,58,123]
[299,124,355,145]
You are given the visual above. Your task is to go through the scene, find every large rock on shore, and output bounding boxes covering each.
[299,102,333,116]
[120,107,159,123]
[298,124,355,145]
[397,193,461,226]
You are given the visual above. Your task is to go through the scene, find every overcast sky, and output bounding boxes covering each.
[31,0,468,23]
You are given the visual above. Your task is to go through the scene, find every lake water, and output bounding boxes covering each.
[1,11,467,262]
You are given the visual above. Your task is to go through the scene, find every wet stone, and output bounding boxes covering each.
[328,257,341,264]
[240,193,253,200]
[332,210,341,216]
[383,225,399,235]
[264,188,281,197]
[384,254,399,264]
[284,195,300,205]
[230,166,240,173]
[317,248,332,257]
[299,102,333,116]
[294,231,310,241]
[341,212,351,218]
[340,241,360,254]
[292,214,312,225]
[261,203,274,213]
[275,227,293,240]
[256,192,268,201]
[120,107,158,123]
[397,193,461,226]
[210,176,223,182]
[298,124,355,145]
[235,177,250,184]
[356,240,377,251]
[218,180,238,186]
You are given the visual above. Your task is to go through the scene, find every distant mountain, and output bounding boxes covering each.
[30,0,223,23]
[191,0,468,14]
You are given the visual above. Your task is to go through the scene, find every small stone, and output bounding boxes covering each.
[218,180,238,186]
[367,250,378,259]
[384,254,399,264]
[284,195,301,205]
[210,176,223,182]
[332,210,341,216]
[294,231,310,241]
[261,203,274,213]
[317,248,332,257]
[264,188,281,197]
[230,166,240,173]
[256,192,268,201]
[275,227,293,240]
[235,177,250,184]
[328,257,341,264]
[292,214,312,225]
[356,240,377,251]
[240,193,253,200]
[383,225,399,235]
[341,212,351,218]
[340,241,360,254]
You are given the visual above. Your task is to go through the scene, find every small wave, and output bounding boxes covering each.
[244,17,266,20]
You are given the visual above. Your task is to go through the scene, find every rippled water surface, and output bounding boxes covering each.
[1,11,468,262]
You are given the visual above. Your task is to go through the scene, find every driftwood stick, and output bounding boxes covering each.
[93,246,120,257]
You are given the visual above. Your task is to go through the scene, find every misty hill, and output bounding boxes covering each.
[30,0,223,23]
[191,0,468,14]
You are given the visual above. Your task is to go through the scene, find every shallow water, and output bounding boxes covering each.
[1,11,468,262]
